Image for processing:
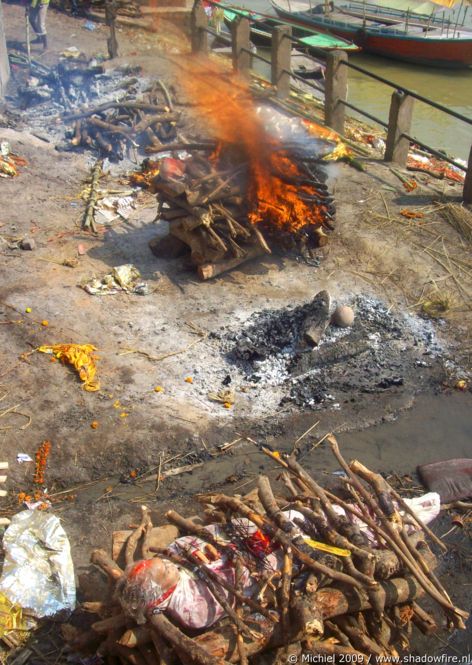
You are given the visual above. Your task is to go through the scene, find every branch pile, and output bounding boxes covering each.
[62,79,179,160]
[64,436,466,663]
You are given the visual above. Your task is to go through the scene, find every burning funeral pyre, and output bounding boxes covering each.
[64,437,466,663]
[140,60,337,279]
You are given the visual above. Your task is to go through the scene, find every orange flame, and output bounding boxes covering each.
[177,58,326,233]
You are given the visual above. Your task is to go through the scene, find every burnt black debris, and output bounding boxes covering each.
[220,295,443,410]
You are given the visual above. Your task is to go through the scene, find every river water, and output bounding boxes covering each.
[232,0,472,160]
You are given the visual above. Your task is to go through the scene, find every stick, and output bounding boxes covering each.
[91,549,124,582]
[145,142,216,155]
[63,102,168,123]
[141,507,154,560]
[235,560,249,665]
[156,79,174,111]
[280,548,293,642]
[92,614,128,634]
[125,505,149,565]
[82,158,103,232]
[150,613,231,665]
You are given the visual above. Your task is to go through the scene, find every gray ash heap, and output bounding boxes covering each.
[221,293,442,410]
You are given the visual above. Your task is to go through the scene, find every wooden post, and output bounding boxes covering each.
[463,144,472,205]
[324,50,348,134]
[231,17,251,77]
[191,0,209,54]
[0,0,10,99]
[384,90,414,165]
[271,25,292,99]
[105,0,119,59]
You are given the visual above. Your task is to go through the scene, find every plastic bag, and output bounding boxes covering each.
[0,510,76,618]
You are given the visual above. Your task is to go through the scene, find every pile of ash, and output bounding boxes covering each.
[220,294,442,410]
[6,58,157,155]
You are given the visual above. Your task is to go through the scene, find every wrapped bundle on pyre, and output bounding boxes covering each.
[64,436,466,663]
[137,60,337,280]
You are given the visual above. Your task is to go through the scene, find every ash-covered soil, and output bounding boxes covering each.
[190,293,445,416]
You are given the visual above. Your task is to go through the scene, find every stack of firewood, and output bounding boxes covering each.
[64,436,466,663]
[142,143,335,280]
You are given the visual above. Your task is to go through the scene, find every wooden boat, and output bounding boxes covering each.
[271,0,472,67]
[222,4,360,52]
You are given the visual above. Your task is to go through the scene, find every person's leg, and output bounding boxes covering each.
[29,6,39,35]
[37,4,48,48]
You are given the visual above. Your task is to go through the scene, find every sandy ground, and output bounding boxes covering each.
[1,0,472,658]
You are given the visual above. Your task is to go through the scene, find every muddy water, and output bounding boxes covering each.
[234,0,472,160]
[320,391,472,473]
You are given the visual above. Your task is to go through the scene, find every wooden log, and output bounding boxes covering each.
[91,548,124,582]
[81,601,110,615]
[191,574,429,662]
[145,142,216,155]
[151,629,175,665]
[92,614,128,634]
[198,246,265,280]
[118,626,151,648]
[71,120,82,146]
[139,644,161,665]
[150,613,231,665]
[88,117,133,137]
[63,102,167,123]
[334,615,384,657]
[235,560,249,665]
[412,601,437,635]
[111,644,148,665]
[301,290,331,347]
[126,505,150,566]
[93,130,113,154]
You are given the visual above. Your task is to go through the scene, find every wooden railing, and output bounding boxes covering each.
[190,0,472,204]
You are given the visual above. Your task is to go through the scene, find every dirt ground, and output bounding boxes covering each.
[1,1,472,659]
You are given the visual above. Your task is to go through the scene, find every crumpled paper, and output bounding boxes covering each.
[94,194,135,226]
[83,264,149,296]
[0,510,76,618]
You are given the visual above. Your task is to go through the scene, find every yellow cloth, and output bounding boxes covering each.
[38,344,100,391]
[31,0,50,9]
